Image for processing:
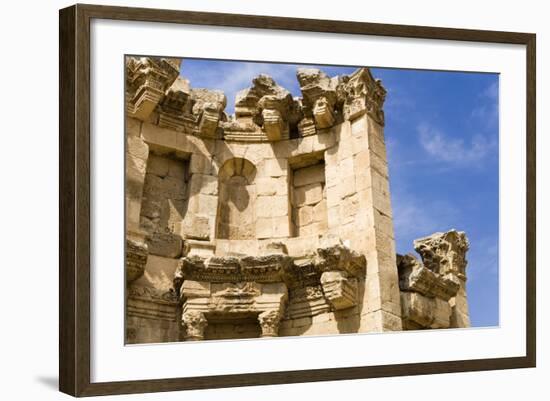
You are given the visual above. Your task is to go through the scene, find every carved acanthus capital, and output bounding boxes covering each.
[413,230,469,280]
[320,271,358,310]
[126,238,148,283]
[182,310,208,341]
[126,57,181,121]
[341,67,386,125]
[258,310,282,337]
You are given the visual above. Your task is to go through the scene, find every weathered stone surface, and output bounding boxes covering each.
[126,56,181,121]
[398,230,471,331]
[397,254,460,301]
[158,77,192,131]
[234,74,301,140]
[126,238,148,282]
[190,88,227,138]
[182,310,208,340]
[341,68,386,125]
[320,271,358,310]
[146,231,183,258]
[297,68,342,130]
[125,60,473,344]
[414,230,469,280]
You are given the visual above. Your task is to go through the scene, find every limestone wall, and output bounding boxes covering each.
[124,56,471,344]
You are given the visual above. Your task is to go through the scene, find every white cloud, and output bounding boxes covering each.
[391,190,460,253]
[183,61,300,111]
[417,123,496,166]
[483,80,499,100]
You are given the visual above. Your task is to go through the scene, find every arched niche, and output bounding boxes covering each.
[216,158,257,239]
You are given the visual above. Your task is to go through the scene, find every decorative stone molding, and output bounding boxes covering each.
[341,67,386,125]
[190,89,227,139]
[398,230,471,330]
[320,271,359,310]
[126,57,181,121]
[313,96,336,129]
[157,77,193,132]
[397,254,460,301]
[296,68,340,130]
[286,285,330,319]
[258,310,283,337]
[126,238,148,283]
[175,254,293,285]
[258,95,289,140]
[297,117,317,137]
[181,310,208,340]
[413,229,469,280]
[173,245,366,337]
[233,74,300,141]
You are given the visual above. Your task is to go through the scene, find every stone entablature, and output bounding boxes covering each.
[173,244,366,339]
[125,56,386,142]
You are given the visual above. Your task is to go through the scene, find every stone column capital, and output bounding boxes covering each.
[182,310,208,341]
[258,310,282,338]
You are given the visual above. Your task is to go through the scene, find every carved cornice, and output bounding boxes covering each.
[174,245,366,292]
[126,238,148,283]
[175,254,292,285]
[397,254,459,301]
[126,57,181,121]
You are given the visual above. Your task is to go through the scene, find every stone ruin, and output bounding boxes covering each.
[124,56,471,343]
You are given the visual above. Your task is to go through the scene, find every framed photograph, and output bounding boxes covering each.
[59,4,536,397]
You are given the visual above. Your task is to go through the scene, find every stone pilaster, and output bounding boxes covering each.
[335,68,401,332]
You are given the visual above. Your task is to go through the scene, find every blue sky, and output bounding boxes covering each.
[180,58,499,328]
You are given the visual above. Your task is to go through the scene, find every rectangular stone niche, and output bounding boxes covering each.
[139,151,190,258]
[290,154,328,237]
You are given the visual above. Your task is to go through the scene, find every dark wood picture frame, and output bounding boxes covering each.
[59,3,536,397]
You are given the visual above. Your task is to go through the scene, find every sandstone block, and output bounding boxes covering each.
[293,183,324,206]
[293,164,326,187]
[146,232,183,258]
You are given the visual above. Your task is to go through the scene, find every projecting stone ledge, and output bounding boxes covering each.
[172,244,367,339]
[397,230,471,330]
[126,57,181,121]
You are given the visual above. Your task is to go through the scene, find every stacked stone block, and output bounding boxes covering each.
[123,56,471,344]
